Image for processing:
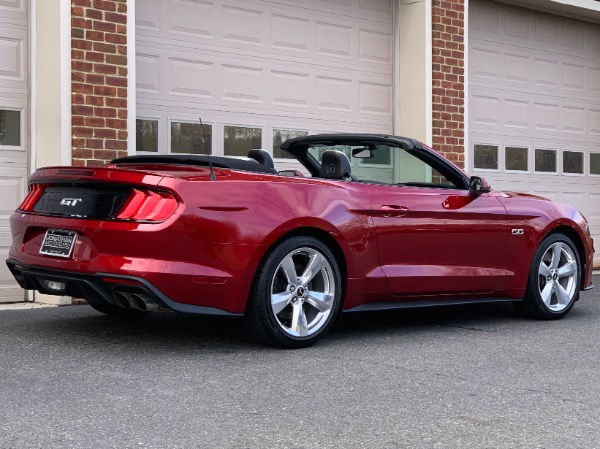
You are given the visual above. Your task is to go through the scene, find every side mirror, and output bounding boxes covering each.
[352,147,374,158]
[469,176,491,195]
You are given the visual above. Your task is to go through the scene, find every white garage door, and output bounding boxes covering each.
[135,0,394,171]
[0,0,28,302]
[469,0,600,265]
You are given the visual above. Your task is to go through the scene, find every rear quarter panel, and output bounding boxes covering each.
[160,172,382,311]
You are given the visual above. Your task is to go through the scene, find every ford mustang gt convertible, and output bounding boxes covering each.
[6,134,595,347]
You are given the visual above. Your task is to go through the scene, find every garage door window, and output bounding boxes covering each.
[0,109,21,147]
[563,151,583,175]
[273,129,308,159]
[171,122,212,154]
[224,126,262,157]
[591,153,600,175]
[473,144,498,170]
[535,149,556,173]
[136,119,158,152]
[505,146,528,172]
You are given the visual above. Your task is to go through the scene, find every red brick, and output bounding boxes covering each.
[72,28,84,39]
[86,139,104,149]
[105,139,127,150]
[94,128,117,139]
[93,20,116,32]
[93,85,117,96]
[93,0,116,11]
[86,30,105,41]
[106,54,126,65]
[93,42,116,54]
[86,8,103,20]
[85,159,106,167]
[106,119,127,130]
[73,149,94,159]
[85,73,105,84]
[86,51,105,62]
[106,76,126,87]
[72,82,94,94]
[94,64,118,75]
[73,0,91,6]
[72,116,85,126]
[72,105,94,116]
[94,107,117,118]
[85,117,106,127]
[118,130,128,140]
[85,95,105,106]
[106,97,127,108]
[105,33,127,45]
[73,127,94,137]
[72,39,93,51]
[105,12,127,24]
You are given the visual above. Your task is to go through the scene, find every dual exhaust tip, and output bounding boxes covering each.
[113,290,158,312]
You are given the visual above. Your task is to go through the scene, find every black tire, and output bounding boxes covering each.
[515,232,581,320]
[244,236,343,348]
[86,299,149,318]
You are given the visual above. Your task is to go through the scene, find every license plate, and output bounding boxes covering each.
[39,229,77,258]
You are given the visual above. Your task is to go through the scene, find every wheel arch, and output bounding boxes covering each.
[545,225,587,289]
[242,225,350,314]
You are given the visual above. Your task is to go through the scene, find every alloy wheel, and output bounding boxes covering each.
[537,241,578,312]
[270,247,336,337]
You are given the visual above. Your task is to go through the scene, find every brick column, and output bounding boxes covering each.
[432,0,465,169]
[71,0,128,167]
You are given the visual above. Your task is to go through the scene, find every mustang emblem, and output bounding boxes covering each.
[60,198,82,207]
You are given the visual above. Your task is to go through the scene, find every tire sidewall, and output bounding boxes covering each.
[528,233,580,318]
[254,236,343,347]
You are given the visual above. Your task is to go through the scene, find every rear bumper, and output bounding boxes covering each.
[6,259,242,317]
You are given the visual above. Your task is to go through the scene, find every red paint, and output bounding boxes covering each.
[8,155,594,314]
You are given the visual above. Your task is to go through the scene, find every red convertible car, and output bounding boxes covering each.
[6,134,595,347]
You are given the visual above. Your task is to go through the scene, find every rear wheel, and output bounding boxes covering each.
[245,236,343,348]
[516,233,580,319]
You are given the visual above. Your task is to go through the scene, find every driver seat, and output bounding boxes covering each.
[319,150,356,181]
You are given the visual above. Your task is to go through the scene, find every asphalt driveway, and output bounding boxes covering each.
[1,277,599,448]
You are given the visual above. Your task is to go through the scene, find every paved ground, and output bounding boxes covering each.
[1,277,599,449]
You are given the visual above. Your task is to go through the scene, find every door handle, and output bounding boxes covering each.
[380,205,409,217]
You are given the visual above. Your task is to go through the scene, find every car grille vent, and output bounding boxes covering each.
[32,184,130,219]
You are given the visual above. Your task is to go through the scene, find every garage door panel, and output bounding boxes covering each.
[470,0,600,266]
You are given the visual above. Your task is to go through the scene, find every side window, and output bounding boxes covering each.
[353,145,460,189]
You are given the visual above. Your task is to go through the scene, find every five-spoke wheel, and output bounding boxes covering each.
[518,233,580,319]
[245,236,342,348]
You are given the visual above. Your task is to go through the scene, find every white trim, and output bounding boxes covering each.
[127,0,136,156]
[463,0,469,173]
[392,0,401,135]
[29,0,36,174]
[59,0,71,166]
[424,0,432,146]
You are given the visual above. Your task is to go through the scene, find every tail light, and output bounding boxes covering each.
[18,184,45,211]
[115,188,179,222]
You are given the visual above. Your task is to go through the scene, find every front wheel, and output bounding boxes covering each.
[516,233,580,319]
[245,236,343,348]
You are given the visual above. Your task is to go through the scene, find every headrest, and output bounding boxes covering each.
[247,149,275,170]
[319,150,353,180]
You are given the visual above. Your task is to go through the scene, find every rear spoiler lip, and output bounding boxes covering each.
[29,166,166,187]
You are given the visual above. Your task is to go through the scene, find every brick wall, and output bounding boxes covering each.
[71,0,128,167]
[432,0,465,169]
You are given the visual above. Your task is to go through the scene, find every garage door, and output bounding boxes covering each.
[135,0,394,172]
[0,0,28,302]
[469,0,600,266]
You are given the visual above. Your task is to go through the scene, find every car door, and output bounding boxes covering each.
[355,145,508,297]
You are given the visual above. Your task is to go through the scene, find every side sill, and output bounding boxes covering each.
[343,297,517,313]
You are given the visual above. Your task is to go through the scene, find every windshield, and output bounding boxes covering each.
[307,144,458,188]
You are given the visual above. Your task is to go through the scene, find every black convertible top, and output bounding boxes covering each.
[111,154,277,175]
